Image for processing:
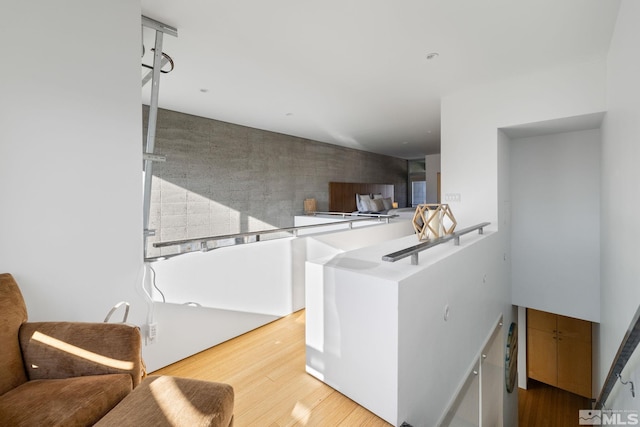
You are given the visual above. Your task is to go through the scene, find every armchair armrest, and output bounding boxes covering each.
[19,322,144,387]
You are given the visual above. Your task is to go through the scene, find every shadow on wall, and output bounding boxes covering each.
[143,106,408,258]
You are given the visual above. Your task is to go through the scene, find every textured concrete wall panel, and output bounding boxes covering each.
[143,107,408,257]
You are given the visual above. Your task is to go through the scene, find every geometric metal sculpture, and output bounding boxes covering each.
[412,204,457,241]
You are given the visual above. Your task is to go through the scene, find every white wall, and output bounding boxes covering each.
[441,58,607,424]
[441,60,606,229]
[0,2,145,324]
[440,1,640,409]
[517,306,528,389]
[510,129,601,322]
[600,0,640,408]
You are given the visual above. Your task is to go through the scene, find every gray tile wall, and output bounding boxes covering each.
[143,107,408,257]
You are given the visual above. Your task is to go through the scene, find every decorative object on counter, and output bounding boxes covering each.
[412,204,457,240]
[304,198,317,214]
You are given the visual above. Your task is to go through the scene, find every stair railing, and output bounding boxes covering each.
[596,304,640,409]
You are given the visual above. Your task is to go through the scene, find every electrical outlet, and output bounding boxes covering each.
[444,193,461,202]
[147,322,158,344]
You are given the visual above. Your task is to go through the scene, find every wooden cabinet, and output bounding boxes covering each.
[527,308,592,398]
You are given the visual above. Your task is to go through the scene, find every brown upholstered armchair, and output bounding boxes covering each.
[0,273,144,426]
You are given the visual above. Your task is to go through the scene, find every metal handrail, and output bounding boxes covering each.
[147,212,396,260]
[596,304,640,409]
[382,222,490,265]
[309,211,397,218]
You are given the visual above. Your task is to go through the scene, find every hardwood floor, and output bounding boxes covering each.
[152,309,591,426]
[518,379,592,427]
[152,309,392,427]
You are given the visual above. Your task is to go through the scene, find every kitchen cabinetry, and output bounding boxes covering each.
[527,308,592,398]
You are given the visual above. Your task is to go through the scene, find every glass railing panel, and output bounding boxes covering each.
[439,315,503,426]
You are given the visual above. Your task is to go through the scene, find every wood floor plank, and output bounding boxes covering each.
[518,379,591,427]
[273,382,335,427]
[240,374,325,425]
[291,389,368,427]
[152,310,391,426]
[340,404,390,426]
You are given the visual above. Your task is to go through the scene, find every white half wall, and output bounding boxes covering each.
[305,230,514,426]
[144,220,415,371]
[510,129,601,322]
[0,2,146,324]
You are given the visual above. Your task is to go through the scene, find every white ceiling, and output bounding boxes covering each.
[141,0,620,159]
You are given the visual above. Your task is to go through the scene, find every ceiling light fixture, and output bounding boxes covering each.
[426,52,439,60]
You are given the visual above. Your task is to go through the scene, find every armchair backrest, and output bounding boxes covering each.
[0,273,28,395]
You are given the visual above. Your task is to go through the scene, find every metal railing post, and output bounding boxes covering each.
[141,16,178,259]
[381,222,491,263]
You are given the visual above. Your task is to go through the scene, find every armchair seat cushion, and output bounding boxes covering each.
[95,376,234,427]
[0,374,132,427]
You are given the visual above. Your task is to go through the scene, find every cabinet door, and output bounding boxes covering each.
[557,316,592,398]
[527,328,557,386]
[528,308,557,333]
[557,315,591,340]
